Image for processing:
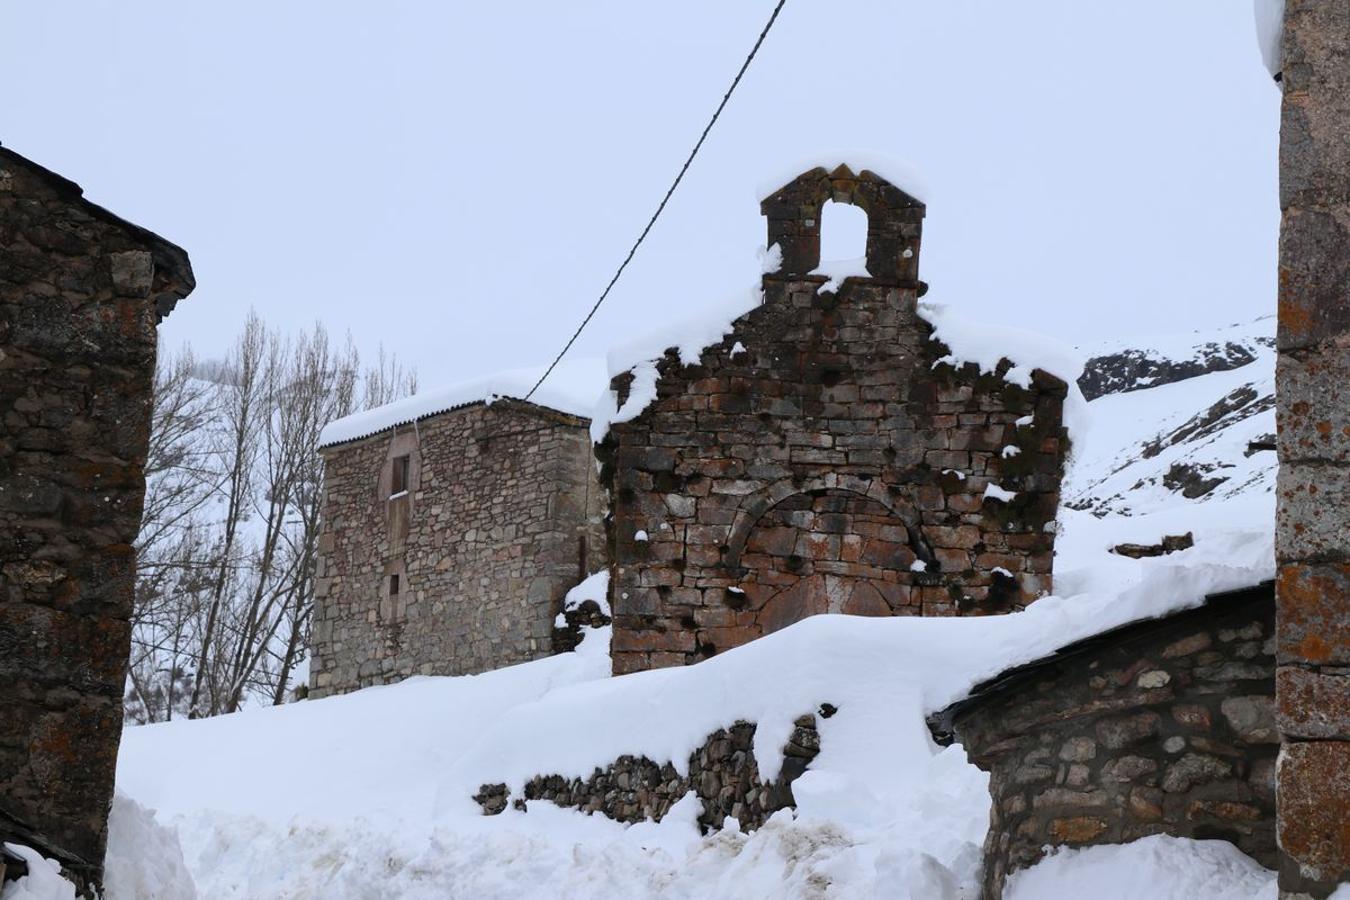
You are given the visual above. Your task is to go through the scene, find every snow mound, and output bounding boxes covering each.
[1005,835,1276,900]
[0,845,75,900]
[104,794,198,900]
[319,356,608,448]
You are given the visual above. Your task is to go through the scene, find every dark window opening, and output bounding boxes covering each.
[389,573,400,596]
[391,455,410,497]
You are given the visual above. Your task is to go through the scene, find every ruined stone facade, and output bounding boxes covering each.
[309,399,605,697]
[476,710,824,831]
[0,145,194,892]
[599,166,1070,675]
[1274,3,1350,897]
[936,585,1278,899]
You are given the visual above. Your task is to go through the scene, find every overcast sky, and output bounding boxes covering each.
[2,1,1279,389]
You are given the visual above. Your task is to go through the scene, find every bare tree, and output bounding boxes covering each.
[129,315,415,720]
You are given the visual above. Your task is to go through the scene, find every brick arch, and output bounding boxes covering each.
[732,487,929,638]
[723,474,930,570]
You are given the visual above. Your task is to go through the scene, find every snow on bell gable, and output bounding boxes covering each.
[599,164,1075,676]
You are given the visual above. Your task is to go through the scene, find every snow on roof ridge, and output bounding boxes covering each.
[318,357,609,449]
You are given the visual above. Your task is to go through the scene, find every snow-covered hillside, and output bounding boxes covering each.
[5,321,1281,900]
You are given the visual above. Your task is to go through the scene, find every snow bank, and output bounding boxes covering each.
[0,846,75,900]
[113,318,1281,898]
[103,794,198,900]
[1005,835,1276,900]
[319,356,608,448]
[919,298,1091,441]
[755,152,930,204]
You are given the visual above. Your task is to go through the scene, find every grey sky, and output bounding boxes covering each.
[1,1,1278,389]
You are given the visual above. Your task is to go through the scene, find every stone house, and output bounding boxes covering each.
[597,165,1071,676]
[930,583,1277,899]
[308,394,605,698]
[0,144,195,893]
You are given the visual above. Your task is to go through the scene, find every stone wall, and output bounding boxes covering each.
[475,711,823,831]
[0,146,194,892]
[940,586,1277,899]
[310,400,605,696]
[599,166,1069,676]
[1273,3,1350,896]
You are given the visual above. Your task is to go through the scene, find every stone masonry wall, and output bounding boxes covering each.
[0,147,194,892]
[1273,3,1350,896]
[475,711,824,831]
[599,166,1069,675]
[310,400,605,696]
[947,588,1277,900]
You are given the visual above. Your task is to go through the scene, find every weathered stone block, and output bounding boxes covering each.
[1277,741,1350,886]
[1277,667,1350,740]
[1277,563,1350,665]
[1277,345,1350,464]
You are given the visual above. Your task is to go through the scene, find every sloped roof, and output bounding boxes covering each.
[0,142,195,320]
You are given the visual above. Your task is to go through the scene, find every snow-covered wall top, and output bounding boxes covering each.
[318,357,608,449]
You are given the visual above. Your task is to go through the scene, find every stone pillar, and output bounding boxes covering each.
[1274,2,1350,896]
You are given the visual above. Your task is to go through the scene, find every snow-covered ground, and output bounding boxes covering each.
[4,320,1286,900]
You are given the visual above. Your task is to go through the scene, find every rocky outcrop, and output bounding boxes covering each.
[1077,328,1273,401]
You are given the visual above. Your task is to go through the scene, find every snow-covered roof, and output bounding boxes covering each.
[317,357,608,449]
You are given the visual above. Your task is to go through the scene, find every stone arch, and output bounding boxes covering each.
[732,487,928,636]
[723,474,930,570]
[759,164,924,284]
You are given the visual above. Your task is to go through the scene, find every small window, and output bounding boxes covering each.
[389,573,400,596]
[390,455,410,497]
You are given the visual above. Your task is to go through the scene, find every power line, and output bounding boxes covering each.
[522,0,789,402]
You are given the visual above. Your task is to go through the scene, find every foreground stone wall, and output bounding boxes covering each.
[1273,3,1350,896]
[943,587,1277,899]
[475,712,823,831]
[310,400,605,696]
[0,146,194,891]
[600,166,1069,675]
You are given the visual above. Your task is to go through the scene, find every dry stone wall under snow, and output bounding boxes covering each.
[0,146,194,893]
[475,711,824,831]
[310,400,605,697]
[598,166,1070,676]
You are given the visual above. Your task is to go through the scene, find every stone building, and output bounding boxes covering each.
[931,583,1278,899]
[0,144,195,892]
[598,165,1071,676]
[1272,3,1350,896]
[309,394,605,697]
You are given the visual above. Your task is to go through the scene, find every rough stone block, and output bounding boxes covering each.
[1277,345,1350,463]
[1277,741,1350,886]
[1277,563,1350,665]
[1276,463,1350,562]
[1278,667,1350,740]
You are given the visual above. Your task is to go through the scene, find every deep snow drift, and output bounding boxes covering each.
[5,320,1284,900]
